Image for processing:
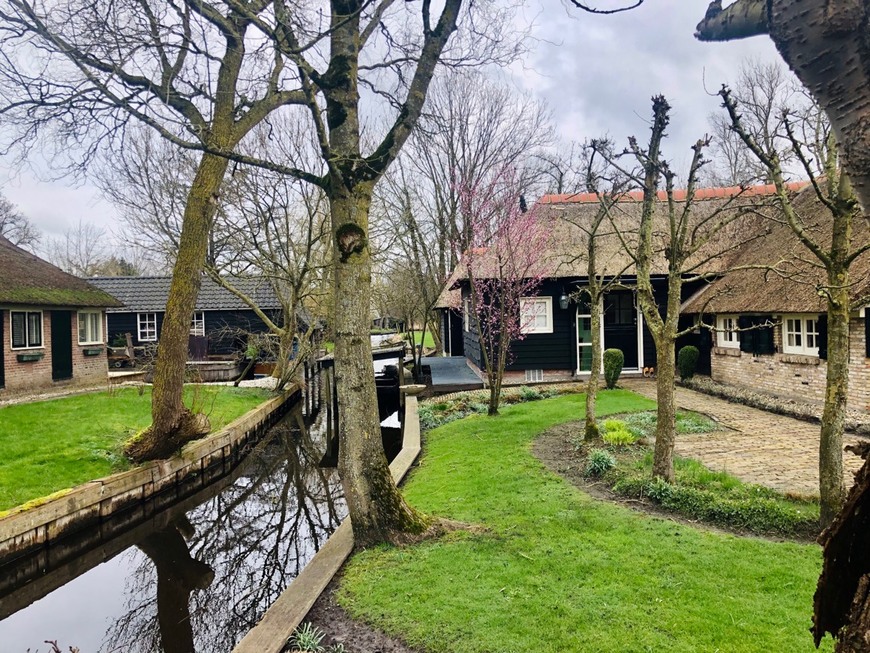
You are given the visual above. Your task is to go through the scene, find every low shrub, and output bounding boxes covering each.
[677,345,700,381]
[620,410,717,439]
[519,386,543,401]
[607,453,819,537]
[603,349,624,389]
[603,425,638,446]
[585,449,616,477]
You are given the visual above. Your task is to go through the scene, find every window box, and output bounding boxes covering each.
[83,347,104,356]
[16,352,44,363]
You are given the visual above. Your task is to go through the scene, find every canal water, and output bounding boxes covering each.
[0,403,345,653]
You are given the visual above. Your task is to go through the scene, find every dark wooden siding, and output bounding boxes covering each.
[457,276,681,373]
[461,288,484,368]
[106,312,164,347]
[206,309,282,355]
[507,280,576,371]
[107,309,282,354]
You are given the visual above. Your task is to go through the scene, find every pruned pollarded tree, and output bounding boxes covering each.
[569,143,633,441]
[459,167,552,416]
[695,4,870,645]
[718,80,870,528]
[593,96,764,482]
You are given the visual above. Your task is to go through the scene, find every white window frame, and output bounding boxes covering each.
[520,296,554,335]
[77,310,103,345]
[190,311,206,337]
[716,314,740,349]
[463,298,471,332]
[137,312,158,342]
[782,314,819,356]
[10,310,43,350]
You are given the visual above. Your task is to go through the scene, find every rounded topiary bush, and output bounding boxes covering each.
[603,348,624,389]
[677,345,700,381]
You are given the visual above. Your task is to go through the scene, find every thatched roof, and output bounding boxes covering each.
[0,236,122,308]
[445,183,791,286]
[682,185,870,314]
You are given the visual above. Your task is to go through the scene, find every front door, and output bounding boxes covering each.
[51,311,73,381]
[603,290,639,369]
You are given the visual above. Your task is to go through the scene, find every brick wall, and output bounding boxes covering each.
[1,309,109,395]
[711,316,870,410]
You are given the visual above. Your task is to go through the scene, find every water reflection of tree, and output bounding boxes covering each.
[101,405,344,653]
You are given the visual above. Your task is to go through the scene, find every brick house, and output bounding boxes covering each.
[681,185,870,410]
[0,236,122,394]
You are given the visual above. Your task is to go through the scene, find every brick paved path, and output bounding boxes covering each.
[622,378,865,499]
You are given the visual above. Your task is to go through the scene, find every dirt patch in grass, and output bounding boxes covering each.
[300,577,421,653]
[532,421,820,542]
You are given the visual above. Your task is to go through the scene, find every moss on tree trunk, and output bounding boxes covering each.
[128,152,229,462]
[331,186,429,547]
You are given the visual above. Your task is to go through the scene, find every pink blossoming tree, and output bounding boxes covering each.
[458,168,553,415]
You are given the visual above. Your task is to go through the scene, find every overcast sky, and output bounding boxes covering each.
[0,0,783,244]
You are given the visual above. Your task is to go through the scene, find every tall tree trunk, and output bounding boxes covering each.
[585,290,602,441]
[127,152,229,462]
[820,269,850,526]
[331,186,428,547]
[652,331,677,482]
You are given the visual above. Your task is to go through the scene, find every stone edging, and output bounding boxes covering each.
[0,386,300,561]
[232,393,423,653]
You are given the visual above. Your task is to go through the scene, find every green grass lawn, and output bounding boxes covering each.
[404,330,436,349]
[0,385,269,511]
[339,391,833,652]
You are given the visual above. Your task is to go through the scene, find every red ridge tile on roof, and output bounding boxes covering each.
[538,182,808,205]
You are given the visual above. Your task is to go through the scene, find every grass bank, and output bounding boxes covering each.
[0,385,270,511]
[339,391,831,652]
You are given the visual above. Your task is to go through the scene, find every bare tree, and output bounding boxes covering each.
[696,1,870,213]
[695,5,870,644]
[0,193,40,250]
[717,78,865,529]
[44,219,111,277]
[402,71,554,280]
[568,144,633,441]
[594,96,762,481]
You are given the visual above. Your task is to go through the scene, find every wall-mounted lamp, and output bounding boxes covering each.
[559,292,570,311]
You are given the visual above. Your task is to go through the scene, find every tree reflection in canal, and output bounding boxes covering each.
[0,403,344,653]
